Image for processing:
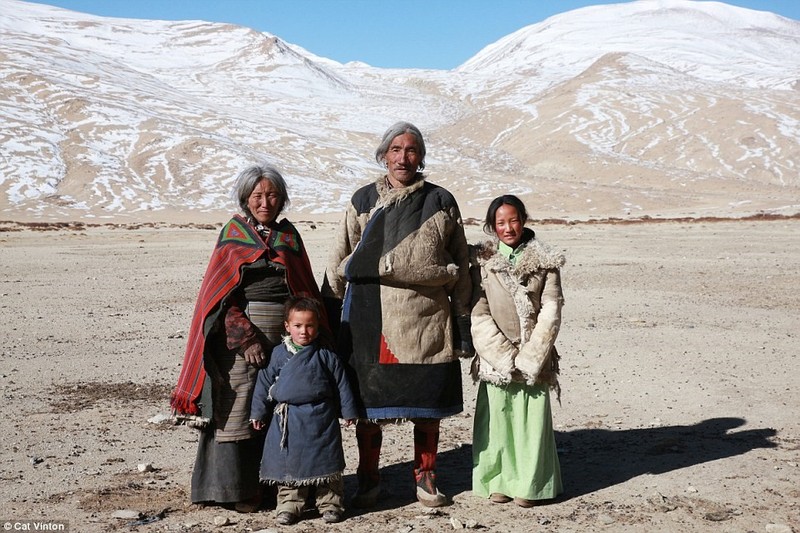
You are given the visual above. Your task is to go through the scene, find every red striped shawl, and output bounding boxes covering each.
[170,215,322,419]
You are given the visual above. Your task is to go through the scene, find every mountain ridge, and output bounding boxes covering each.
[1,0,798,222]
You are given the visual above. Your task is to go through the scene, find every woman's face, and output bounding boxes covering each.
[494,203,524,248]
[384,132,422,188]
[247,179,281,225]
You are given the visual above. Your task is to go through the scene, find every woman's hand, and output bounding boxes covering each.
[243,343,266,367]
[250,419,265,431]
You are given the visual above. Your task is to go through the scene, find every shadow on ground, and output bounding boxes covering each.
[344,417,777,512]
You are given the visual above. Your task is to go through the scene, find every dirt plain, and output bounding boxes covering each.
[0,216,798,533]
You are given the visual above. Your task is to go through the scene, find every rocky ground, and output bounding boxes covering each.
[0,217,798,532]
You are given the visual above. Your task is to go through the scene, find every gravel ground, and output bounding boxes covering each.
[0,217,797,532]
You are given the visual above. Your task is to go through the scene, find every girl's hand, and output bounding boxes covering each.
[250,419,265,431]
[343,418,356,427]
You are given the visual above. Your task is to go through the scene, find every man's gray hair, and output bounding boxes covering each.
[232,163,289,218]
[374,121,426,171]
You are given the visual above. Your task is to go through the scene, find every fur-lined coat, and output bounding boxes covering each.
[321,175,471,417]
[470,229,565,391]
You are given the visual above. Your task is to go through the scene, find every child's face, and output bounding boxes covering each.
[284,309,319,346]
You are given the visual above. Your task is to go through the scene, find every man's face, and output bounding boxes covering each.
[384,133,421,188]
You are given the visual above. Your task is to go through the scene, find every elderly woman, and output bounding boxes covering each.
[171,163,324,512]
[322,122,473,508]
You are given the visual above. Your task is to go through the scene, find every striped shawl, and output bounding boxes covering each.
[170,215,322,425]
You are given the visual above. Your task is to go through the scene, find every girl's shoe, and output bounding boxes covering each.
[322,510,343,523]
[490,493,512,503]
[514,497,536,508]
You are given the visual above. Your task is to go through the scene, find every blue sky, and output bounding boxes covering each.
[27,0,800,69]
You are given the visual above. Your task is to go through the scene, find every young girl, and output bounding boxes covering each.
[470,194,565,507]
[250,297,358,525]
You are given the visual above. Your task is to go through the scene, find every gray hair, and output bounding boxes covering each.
[374,121,426,171]
[232,163,289,218]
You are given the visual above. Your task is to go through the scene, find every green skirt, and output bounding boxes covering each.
[472,380,563,500]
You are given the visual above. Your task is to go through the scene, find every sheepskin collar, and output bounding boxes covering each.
[475,228,565,275]
[375,173,426,206]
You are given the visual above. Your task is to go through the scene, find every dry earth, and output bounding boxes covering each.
[0,217,798,533]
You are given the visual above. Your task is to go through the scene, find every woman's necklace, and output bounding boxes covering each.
[253,224,270,238]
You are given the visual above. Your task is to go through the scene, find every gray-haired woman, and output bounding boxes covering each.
[171,163,326,513]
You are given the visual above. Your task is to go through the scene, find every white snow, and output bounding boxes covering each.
[1,0,798,219]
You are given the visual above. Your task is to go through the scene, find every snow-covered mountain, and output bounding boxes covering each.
[1,0,798,222]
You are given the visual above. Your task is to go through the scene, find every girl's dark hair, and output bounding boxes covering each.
[283,296,322,322]
[483,194,529,235]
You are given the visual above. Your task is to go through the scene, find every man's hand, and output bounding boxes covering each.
[454,315,474,357]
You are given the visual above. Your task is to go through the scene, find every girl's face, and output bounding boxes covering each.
[494,203,524,248]
[284,309,319,346]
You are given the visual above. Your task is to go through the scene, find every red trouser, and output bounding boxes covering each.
[355,418,440,484]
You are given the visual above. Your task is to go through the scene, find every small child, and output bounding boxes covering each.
[250,296,358,525]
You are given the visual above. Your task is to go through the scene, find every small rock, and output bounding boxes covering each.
[449,517,464,529]
[598,513,615,525]
[137,463,154,472]
[648,492,677,512]
[213,515,231,526]
[686,485,698,493]
[765,524,792,533]
[29,456,44,465]
[112,510,142,520]
[463,519,479,529]
[703,511,731,522]
[148,413,171,424]
[251,529,279,533]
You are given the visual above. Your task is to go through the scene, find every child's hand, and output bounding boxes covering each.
[250,419,265,431]
[343,418,356,427]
